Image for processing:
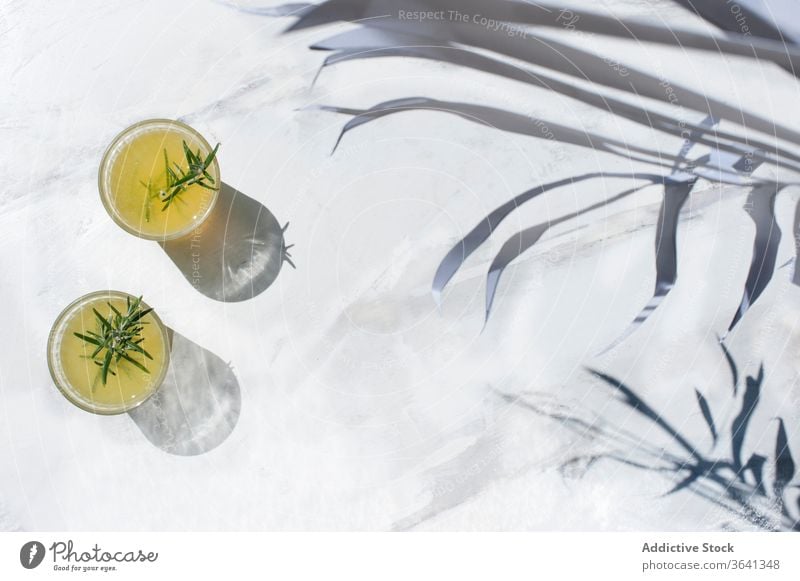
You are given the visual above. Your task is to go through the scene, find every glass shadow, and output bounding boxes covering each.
[160,182,291,302]
[129,328,241,456]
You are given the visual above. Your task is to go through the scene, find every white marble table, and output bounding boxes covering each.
[2,0,800,531]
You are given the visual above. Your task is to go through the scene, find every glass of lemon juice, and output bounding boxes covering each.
[99,119,220,240]
[47,291,170,414]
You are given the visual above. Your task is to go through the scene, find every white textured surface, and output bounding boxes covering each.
[1,0,800,530]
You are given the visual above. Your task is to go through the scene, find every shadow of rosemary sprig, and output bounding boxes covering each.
[73,295,154,386]
[140,140,220,220]
[281,221,296,269]
[498,345,799,531]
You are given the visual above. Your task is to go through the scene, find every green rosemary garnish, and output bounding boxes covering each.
[139,140,220,220]
[73,295,154,386]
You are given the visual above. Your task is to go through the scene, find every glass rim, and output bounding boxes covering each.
[98,118,220,241]
[47,290,171,415]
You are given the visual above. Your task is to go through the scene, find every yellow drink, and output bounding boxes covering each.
[99,119,220,240]
[47,291,170,414]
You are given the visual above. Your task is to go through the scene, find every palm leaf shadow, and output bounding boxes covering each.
[267,0,800,348]
[291,0,800,143]
[500,347,799,531]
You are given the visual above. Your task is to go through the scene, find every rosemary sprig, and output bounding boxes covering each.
[139,141,220,219]
[139,178,154,222]
[138,141,219,220]
[73,295,154,386]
